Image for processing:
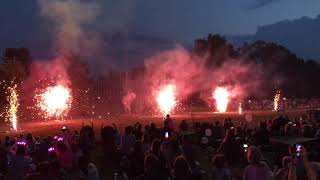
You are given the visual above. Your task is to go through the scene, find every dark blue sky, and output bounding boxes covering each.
[131,0,320,42]
[1,0,320,43]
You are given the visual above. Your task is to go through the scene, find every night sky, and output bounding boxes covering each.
[131,0,320,42]
[1,0,319,42]
[1,0,320,60]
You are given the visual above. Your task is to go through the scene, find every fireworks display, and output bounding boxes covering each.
[36,84,72,118]
[122,92,136,114]
[213,87,230,113]
[6,84,19,131]
[238,102,243,115]
[274,90,281,111]
[2,0,310,134]
[156,84,177,115]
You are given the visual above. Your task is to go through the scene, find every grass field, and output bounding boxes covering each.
[0,109,308,138]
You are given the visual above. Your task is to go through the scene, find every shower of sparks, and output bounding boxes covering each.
[7,84,19,131]
[274,90,281,111]
[213,87,230,113]
[239,102,243,115]
[36,84,72,118]
[156,84,177,115]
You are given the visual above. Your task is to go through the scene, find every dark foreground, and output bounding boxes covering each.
[1,109,319,180]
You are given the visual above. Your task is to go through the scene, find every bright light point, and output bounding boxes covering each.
[37,85,71,118]
[213,87,230,113]
[156,84,177,115]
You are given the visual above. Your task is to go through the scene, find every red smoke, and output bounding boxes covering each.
[139,46,264,112]
[122,91,136,114]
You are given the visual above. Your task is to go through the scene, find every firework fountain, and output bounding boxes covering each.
[213,87,230,113]
[156,84,177,116]
[122,92,136,114]
[36,84,72,119]
[6,84,19,131]
[274,90,281,111]
[238,102,243,115]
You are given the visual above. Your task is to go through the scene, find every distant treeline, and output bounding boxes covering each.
[0,34,319,112]
[193,34,320,98]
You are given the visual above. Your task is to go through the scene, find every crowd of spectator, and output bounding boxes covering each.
[0,113,320,180]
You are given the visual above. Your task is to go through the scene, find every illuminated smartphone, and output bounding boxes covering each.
[243,144,248,152]
[296,144,302,156]
[165,132,169,138]
[61,126,67,131]
[230,127,235,129]
[48,147,55,152]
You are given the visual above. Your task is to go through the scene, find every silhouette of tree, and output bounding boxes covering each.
[2,48,32,76]
[238,40,320,98]
[0,59,27,83]
[193,34,320,98]
[193,34,237,68]
[0,48,32,117]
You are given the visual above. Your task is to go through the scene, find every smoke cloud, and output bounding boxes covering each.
[21,0,103,117]
[25,0,277,115]
[38,0,102,57]
[149,47,262,93]
[122,92,136,114]
[27,0,103,84]
[123,46,266,113]
[145,46,206,101]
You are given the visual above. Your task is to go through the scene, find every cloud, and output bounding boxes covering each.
[227,15,320,59]
[248,0,280,9]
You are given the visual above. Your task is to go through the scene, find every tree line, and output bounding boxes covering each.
[0,34,319,118]
[193,34,320,98]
